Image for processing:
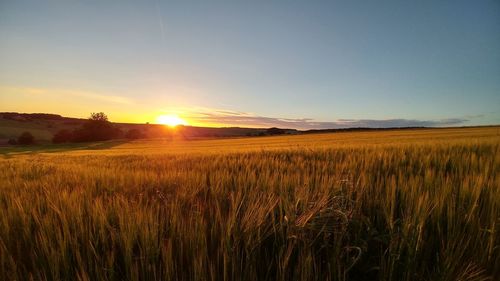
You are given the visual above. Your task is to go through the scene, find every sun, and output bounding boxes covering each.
[156,114,188,127]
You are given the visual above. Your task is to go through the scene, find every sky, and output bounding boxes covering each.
[1,0,499,129]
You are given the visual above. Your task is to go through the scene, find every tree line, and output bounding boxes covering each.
[52,112,145,143]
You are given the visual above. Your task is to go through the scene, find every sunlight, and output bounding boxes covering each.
[156,114,188,127]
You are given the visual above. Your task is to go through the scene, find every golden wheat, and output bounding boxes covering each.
[0,127,499,280]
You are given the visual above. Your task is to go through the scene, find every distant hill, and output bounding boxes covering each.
[0,112,298,144]
[3,112,490,146]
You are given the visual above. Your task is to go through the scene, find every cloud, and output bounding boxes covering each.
[465,114,485,119]
[186,108,468,129]
[0,86,133,105]
[78,92,133,105]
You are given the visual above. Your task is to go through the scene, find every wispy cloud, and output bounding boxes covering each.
[464,114,485,119]
[154,0,166,42]
[1,86,133,105]
[77,92,133,105]
[185,108,468,129]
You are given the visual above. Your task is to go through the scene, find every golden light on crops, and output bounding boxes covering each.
[156,114,188,127]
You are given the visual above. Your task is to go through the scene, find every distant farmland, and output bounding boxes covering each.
[0,112,280,144]
[1,127,499,280]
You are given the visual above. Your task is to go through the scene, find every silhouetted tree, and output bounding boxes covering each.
[267,127,286,135]
[89,112,108,122]
[7,138,17,145]
[71,112,122,142]
[17,132,35,145]
[52,129,73,144]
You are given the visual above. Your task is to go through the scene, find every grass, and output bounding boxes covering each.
[0,127,499,280]
[0,141,126,156]
[0,118,79,142]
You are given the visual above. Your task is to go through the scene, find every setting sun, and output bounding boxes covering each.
[156,114,188,127]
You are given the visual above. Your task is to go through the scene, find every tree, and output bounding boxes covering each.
[72,112,122,142]
[7,138,17,145]
[267,127,286,135]
[17,132,35,145]
[52,129,73,144]
[89,112,109,122]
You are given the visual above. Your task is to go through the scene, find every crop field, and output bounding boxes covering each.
[0,127,499,281]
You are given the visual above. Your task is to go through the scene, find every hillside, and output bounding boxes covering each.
[2,112,496,146]
[0,112,298,144]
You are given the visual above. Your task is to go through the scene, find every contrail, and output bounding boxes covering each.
[154,0,166,42]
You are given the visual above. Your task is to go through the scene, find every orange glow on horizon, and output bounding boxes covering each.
[156,114,188,127]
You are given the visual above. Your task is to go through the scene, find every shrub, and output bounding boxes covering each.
[17,132,35,145]
[267,127,287,135]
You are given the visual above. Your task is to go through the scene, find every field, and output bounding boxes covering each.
[1,127,499,281]
[0,113,270,144]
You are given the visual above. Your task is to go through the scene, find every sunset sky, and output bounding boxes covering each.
[1,0,499,129]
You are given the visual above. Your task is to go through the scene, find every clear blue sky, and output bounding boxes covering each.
[1,0,499,128]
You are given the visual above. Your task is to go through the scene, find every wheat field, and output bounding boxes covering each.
[1,127,499,281]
